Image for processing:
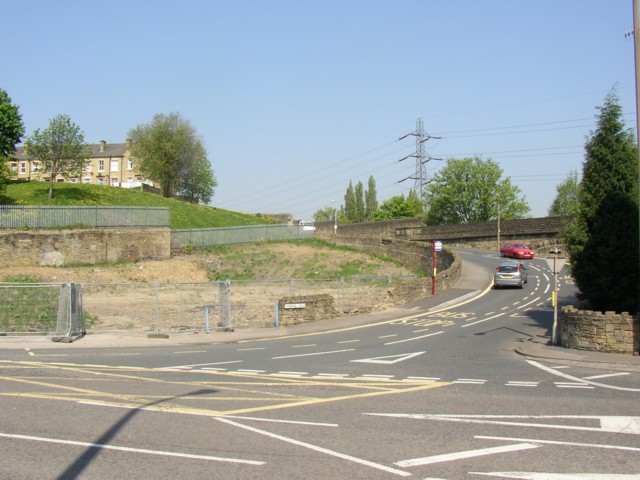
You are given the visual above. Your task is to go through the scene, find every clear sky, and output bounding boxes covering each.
[3,0,637,221]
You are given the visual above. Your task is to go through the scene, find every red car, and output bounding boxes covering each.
[500,242,535,259]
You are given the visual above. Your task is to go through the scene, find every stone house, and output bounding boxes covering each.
[9,140,155,189]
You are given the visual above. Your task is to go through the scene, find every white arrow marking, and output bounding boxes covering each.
[396,443,540,467]
[351,351,425,365]
[470,472,640,479]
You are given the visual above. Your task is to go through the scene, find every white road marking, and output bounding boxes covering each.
[584,372,630,380]
[477,434,640,452]
[163,360,243,369]
[453,379,487,384]
[462,313,506,328]
[365,414,640,435]
[272,348,354,360]
[506,381,539,387]
[274,371,307,377]
[215,417,411,477]
[235,369,266,374]
[351,351,426,365]
[405,376,441,382]
[395,443,540,467]
[172,350,206,354]
[527,360,640,392]
[384,331,444,345]
[314,373,350,378]
[291,344,317,348]
[471,472,640,479]
[0,432,264,465]
[337,339,359,344]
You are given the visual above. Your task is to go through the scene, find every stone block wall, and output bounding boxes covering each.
[277,294,338,326]
[0,228,171,267]
[561,306,639,354]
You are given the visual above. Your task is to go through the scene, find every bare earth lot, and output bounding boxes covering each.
[1,243,415,332]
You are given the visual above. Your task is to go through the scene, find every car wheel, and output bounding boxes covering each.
[519,281,524,289]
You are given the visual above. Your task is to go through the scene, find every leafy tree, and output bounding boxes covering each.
[365,175,378,220]
[128,113,216,200]
[313,206,337,222]
[424,156,529,224]
[25,114,89,200]
[178,141,217,204]
[343,181,356,223]
[406,189,424,216]
[564,89,639,313]
[0,88,25,192]
[374,194,422,220]
[548,170,580,217]
[354,181,365,222]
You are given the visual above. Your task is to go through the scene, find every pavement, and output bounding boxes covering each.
[2,257,639,372]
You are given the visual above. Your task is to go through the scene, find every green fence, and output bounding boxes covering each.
[0,205,170,228]
[171,224,315,248]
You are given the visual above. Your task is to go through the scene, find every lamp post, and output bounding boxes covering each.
[546,247,566,346]
[330,199,337,235]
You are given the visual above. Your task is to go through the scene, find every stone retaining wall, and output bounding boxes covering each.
[561,306,639,354]
[277,294,338,326]
[0,228,171,267]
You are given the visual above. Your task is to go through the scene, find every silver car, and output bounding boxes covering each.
[493,261,528,289]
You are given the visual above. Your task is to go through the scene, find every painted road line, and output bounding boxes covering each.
[584,372,630,380]
[470,471,640,479]
[453,378,487,384]
[162,360,243,369]
[352,352,426,365]
[384,331,443,346]
[404,376,441,382]
[477,435,640,453]
[461,312,506,328]
[274,371,307,377]
[0,432,265,465]
[337,340,360,344]
[216,417,411,477]
[291,344,317,348]
[314,373,350,378]
[272,348,355,360]
[395,443,540,467]
[506,381,539,387]
[235,369,266,374]
[172,350,206,354]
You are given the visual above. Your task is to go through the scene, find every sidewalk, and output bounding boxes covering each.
[3,256,639,371]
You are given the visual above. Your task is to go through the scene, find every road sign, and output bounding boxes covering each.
[434,241,442,252]
[545,256,568,274]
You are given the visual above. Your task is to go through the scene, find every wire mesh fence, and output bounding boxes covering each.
[0,275,419,335]
[0,282,67,335]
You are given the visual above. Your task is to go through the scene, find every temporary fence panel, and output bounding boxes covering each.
[0,282,65,335]
[55,282,85,337]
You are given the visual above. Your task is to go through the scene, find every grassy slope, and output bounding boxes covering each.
[0,181,275,229]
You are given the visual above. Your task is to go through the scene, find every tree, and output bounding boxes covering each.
[354,181,365,222]
[25,114,89,200]
[548,170,580,217]
[313,206,337,222]
[374,194,422,220]
[564,89,639,313]
[343,181,356,223]
[424,156,529,224]
[365,175,378,220]
[178,141,217,204]
[0,88,25,192]
[128,113,216,200]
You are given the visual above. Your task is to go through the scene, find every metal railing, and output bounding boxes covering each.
[171,224,315,248]
[0,205,170,229]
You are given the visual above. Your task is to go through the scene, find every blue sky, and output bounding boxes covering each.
[3,0,636,220]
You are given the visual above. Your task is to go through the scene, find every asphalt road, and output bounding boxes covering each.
[1,248,639,479]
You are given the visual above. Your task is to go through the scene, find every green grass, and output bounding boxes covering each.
[0,180,276,229]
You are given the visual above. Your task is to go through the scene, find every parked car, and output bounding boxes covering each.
[500,242,535,259]
[493,261,528,289]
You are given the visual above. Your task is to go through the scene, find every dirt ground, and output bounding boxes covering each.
[0,242,413,284]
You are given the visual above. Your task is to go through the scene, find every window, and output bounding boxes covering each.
[83,177,91,184]
[20,162,26,174]
[10,163,17,172]
[110,159,119,172]
[70,178,78,183]
[110,178,119,186]
[85,163,92,172]
[127,159,134,170]
[98,160,104,172]
[32,162,39,173]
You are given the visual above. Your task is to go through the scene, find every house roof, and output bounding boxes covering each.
[12,142,128,161]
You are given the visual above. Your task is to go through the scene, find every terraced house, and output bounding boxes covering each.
[9,140,154,189]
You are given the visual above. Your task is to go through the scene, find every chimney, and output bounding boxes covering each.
[100,140,106,152]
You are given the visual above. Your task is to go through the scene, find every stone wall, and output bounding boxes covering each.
[561,306,639,354]
[0,228,171,267]
[277,294,338,326]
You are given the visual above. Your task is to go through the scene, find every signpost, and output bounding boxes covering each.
[544,248,567,345]
[432,241,442,295]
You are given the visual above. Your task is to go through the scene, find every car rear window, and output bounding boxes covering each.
[499,265,518,273]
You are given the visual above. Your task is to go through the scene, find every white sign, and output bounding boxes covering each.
[434,241,443,252]
[284,303,306,309]
[544,256,568,274]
